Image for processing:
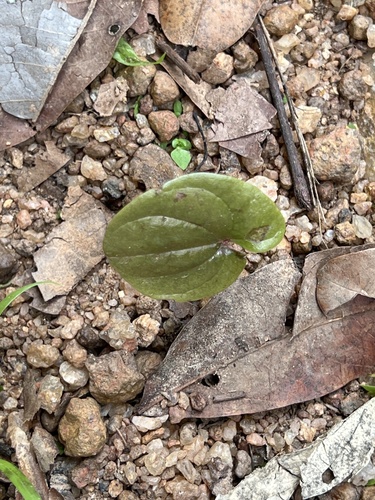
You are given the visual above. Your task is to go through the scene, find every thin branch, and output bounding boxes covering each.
[253,15,313,210]
[155,35,201,84]
[257,16,326,231]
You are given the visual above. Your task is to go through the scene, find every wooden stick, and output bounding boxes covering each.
[253,15,313,210]
[155,36,201,84]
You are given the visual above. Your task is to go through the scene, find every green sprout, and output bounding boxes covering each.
[113,39,165,67]
[171,138,192,170]
[173,100,183,117]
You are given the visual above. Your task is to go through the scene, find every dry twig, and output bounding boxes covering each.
[254,15,313,210]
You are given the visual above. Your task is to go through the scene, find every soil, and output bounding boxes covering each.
[0,0,375,499]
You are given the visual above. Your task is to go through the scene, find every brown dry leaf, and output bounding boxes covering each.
[139,246,375,422]
[0,0,142,150]
[219,131,269,160]
[209,79,276,142]
[157,56,214,117]
[316,246,375,315]
[131,0,160,34]
[160,0,265,52]
[138,259,301,417]
[32,187,111,301]
[17,141,70,193]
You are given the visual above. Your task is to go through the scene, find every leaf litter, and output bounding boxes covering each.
[1,0,375,497]
[140,244,375,421]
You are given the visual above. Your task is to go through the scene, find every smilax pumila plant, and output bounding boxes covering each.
[103,173,285,301]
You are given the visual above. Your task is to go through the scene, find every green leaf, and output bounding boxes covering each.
[103,173,285,301]
[0,459,41,500]
[113,39,165,67]
[133,96,141,117]
[172,138,191,150]
[0,281,56,316]
[361,383,375,396]
[171,147,191,170]
[173,100,183,117]
[347,122,357,130]
[367,479,375,486]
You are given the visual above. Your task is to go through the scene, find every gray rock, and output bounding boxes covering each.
[349,14,371,40]
[118,64,156,97]
[202,53,234,85]
[27,343,60,368]
[339,70,368,101]
[99,310,137,351]
[59,361,89,389]
[38,375,64,414]
[234,450,252,479]
[352,214,373,238]
[30,426,59,472]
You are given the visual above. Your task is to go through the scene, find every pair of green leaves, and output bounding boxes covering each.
[103,173,285,301]
[170,138,192,170]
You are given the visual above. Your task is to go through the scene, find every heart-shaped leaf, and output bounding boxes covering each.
[103,173,285,301]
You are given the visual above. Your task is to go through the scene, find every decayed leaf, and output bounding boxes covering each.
[316,246,375,314]
[17,141,70,193]
[32,187,111,301]
[131,0,160,34]
[35,0,142,131]
[0,0,142,150]
[0,0,96,121]
[103,173,285,301]
[160,0,265,52]
[217,398,375,500]
[219,130,269,161]
[156,56,214,117]
[139,245,375,421]
[138,259,301,415]
[209,79,276,142]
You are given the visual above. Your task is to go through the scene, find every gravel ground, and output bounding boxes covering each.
[1,0,375,498]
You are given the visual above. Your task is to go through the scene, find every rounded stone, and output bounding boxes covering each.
[58,398,106,457]
[148,110,180,142]
[263,6,299,36]
[27,344,60,368]
[150,71,180,107]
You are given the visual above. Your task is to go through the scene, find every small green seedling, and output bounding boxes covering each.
[103,173,285,301]
[0,281,55,316]
[0,460,41,500]
[170,138,192,170]
[113,39,165,67]
[173,100,183,117]
[132,96,141,117]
